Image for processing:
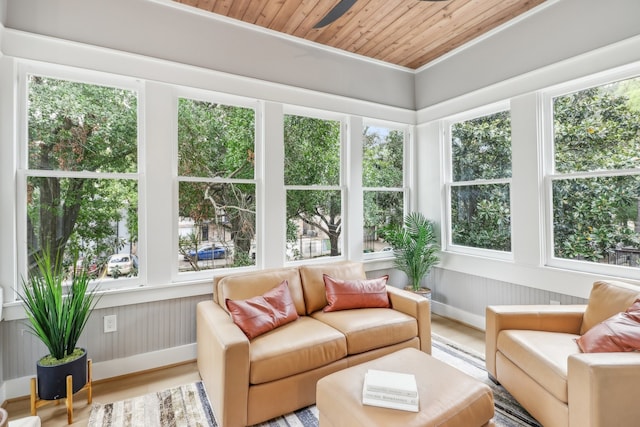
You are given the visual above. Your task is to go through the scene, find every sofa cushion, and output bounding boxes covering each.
[497,330,580,403]
[300,261,367,314]
[226,280,299,340]
[580,280,640,335]
[249,316,347,384]
[217,267,306,316]
[311,308,417,355]
[577,299,640,353]
[322,274,390,312]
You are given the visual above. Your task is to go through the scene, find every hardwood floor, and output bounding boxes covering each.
[2,314,484,425]
[431,313,486,356]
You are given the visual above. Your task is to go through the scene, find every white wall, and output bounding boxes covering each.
[4,0,415,110]
[415,0,640,109]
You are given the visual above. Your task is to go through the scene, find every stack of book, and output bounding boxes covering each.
[362,369,419,412]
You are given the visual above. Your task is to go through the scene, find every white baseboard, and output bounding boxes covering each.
[1,343,197,401]
[431,300,486,331]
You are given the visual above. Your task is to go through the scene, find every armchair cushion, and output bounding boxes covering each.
[322,274,390,312]
[580,280,640,334]
[497,329,579,403]
[577,299,640,353]
[226,280,299,339]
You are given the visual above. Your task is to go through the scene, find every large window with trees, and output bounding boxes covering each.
[177,97,257,272]
[284,112,343,261]
[446,107,512,253]
[548,74,640,273]
[22,70,140,284]
[362,124,406,255]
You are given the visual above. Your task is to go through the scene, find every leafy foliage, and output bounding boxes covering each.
[363,127,403,188]
[363,127,405,246]
[27,76,138,273]
[451,184,511,251]
[451,111,512,251]
[452,111,512,182]
[381,212,439,291]
[284,115,342,256]
[177,99,256,260]
[552,80,640,262]
[449,77,640,262]
[18,249,99,362]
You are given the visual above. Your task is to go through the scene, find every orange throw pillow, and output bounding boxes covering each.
[577,299,640,353]
[322,274,390,312]
[226,280,299,339]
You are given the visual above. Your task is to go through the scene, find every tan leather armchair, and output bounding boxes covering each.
[486,280,640,427]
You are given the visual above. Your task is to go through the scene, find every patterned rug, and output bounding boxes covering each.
[88,336,541,427]
[88,381,216,427]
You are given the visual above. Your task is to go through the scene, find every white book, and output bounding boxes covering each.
[362,395,419,412]
[364,369,418,398]
[362,390,419,406]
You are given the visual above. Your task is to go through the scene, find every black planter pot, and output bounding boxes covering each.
[36,349,87,400]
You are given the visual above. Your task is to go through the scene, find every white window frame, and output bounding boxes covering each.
[362,119,411,260]
[16,61,145,292]
[442,100,513,260]
[283,105,347,265]
[542,63,640,279]
[174,87,262,281]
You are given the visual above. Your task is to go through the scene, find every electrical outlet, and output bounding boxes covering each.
[550,300,561,305]
[104,314,117,333]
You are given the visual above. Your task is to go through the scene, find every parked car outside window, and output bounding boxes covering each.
[185,245,226,261]
[107,254,138,276]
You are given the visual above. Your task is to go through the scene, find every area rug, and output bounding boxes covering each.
[88,336,541,427]
[88,381,216,427]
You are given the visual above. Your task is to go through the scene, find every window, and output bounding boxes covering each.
[447,108,512,253]
[23,72,140,283]
[284,113,343,261]
[549,74,640,272]
[362,124,406,255]
[177,97,256,272]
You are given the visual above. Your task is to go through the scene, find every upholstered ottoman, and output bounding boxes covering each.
[316,348,494,427]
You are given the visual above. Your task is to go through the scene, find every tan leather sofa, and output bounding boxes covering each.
[197,261,431,427]
[486,280,640,427]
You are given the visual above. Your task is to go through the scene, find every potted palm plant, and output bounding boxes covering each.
[381,212,439,295]
[18,249,100,400]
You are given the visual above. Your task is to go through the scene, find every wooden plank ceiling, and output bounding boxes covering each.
[172,0,545,70]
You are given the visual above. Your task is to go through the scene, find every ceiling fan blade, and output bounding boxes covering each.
[314,0,358,29]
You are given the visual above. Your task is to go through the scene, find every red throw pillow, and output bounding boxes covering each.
[322,274,390,312]
[576,299,640,353]
[225,280,299,340]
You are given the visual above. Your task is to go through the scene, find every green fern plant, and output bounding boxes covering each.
[381,212,439,292]
[18,249,100,364]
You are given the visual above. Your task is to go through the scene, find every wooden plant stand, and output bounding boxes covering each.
[30,358,93,424]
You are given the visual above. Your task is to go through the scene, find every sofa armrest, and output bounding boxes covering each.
[485,305,586,378]
[387,286,431,354]
[197,300,250,427]
[568,352,640,427]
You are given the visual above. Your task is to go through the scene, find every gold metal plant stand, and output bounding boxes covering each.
[30,358,92,424]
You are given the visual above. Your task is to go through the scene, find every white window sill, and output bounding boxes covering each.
[2,279,214,321]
